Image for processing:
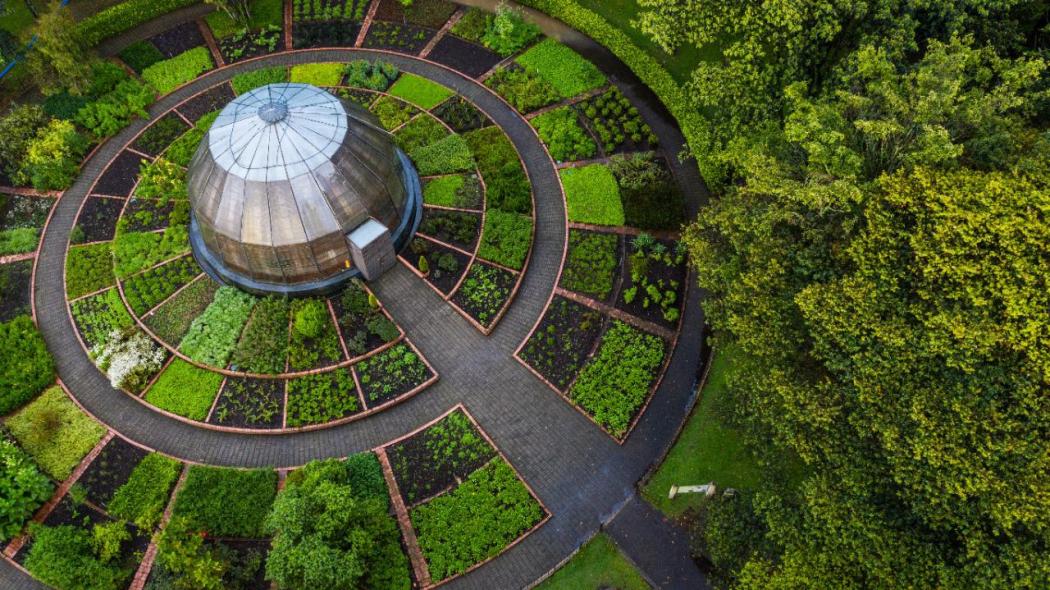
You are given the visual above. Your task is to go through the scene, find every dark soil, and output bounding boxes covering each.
[219,26,283,63]
[210,377,284,430]
[428,35,503,79]
[401,237,469,295]
[94,150,146,197]
[133,112,189,156]
[356,346,434,407]
[77,437,149,509]
[520,296,607,391]
[363,21,432,54]
[451,261,516,328]
[148,21,206,59]
[418,208,481,251]
[617,155,687,231]
[386,409,496,506]
[0,260,32,321]
[330,295,393,358]
[331,87,377,107]
[432,96,491,133]
[178,83,236,122]
[74,197,125,243]
[292,21,361,48]
[616,238,687,329]
[576,105,658,157]
[120,197,176,233]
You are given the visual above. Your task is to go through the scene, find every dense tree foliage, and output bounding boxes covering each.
[23,2,93,96]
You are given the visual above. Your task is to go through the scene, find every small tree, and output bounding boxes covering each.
[24,2,93,96]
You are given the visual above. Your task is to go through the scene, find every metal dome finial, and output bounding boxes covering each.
[257,101,289,124]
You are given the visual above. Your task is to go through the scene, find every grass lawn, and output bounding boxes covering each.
[537,533,650,590]
[641,347,764,516]
[387,73,454,110]
[205,0,284,39]
[289,62,344,86]
[4,387,107,481]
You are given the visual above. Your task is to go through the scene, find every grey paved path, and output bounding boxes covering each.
[606,495,711,589]
[12,26,711,590]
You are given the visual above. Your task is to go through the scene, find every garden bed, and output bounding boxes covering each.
[422,174,483,210]
[559,229,623,303]
[119,197,179,233]
[401,237,470,295]
[615,236,686,328]
[519,296,606,391]
[575,87,658,156]
[362,21,433,54]
[93,150,146,197]
[73,197,124,244]
[76,436,149,510]
[177,83,236,122]
[0,260,32,321]
[147,21,206,59]
[291,0,366,48]
[428,35,503,79]
[432,97,491,134]
[218,25,283,63]
[417,207,481,251]
[355,342,433,407]
[285,369,361,427]
[0,193,54,255]
[132,112,189,156]
[451,261,516,329]
[330,280,401,358]
[209,377,284,429]
[143,276,218,344]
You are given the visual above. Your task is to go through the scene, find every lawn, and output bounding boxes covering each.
[537,533,650,590]
[641,348,764,516]
[560,164,624,226]
[516,39,606,99]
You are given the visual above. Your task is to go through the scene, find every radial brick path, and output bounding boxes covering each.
[14,40,711,590]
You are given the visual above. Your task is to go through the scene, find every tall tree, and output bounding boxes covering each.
[23,1,92,96]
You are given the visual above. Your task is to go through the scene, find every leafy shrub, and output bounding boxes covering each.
[75,64,154,137]
[135,157,187,200]
[179,286,256,367]
[144,359,224,420]
[0,227,39,254]
[78,0,200,46]
[0,438,53,541]
[231,66,289,95]
[608,152,684,230]
[20,119,89,191]
[412,459,543,581]
[289,62,345,86]
[292,298,327,339]
[560,164,624,225]
[531,106,596,162]
[173,466,277,537]
[561,230,619,299]
[516,39,607,98]
[5,386,107,480]
[356,343,429,403]
[142,47,215,95]
[264,458,410,590]
[464,127,531,214]
[65,242,114,299]
[481,3,540,56]
[394,115,450,154]
[478,210,532,270]
[119,41,164,73]
[92,328,167,393]
[0,315,54,413]
[286,369,358,427]
[113,225,190,278]
[432,97,489,133]
[387,73,454,109]
[231,296,289,374]
[409,134,475,176]
[483,67,559,114]
[569,321,665,437]
[24,523,131,590]
[121,254,200,315]
[70,289,135,350]
[370,95,418,130]
[451,7,488,42]
[344,59,399,91]
[0,104,49,181]
[165,111,219,166]
[43,91,90,121]
[423,174,482,209]
[108,453,181,530]
[288,298,342,371]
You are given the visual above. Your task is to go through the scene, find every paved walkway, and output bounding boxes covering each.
[13,28,710,590]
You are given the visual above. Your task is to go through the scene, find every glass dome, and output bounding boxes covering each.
[186,82,421,295]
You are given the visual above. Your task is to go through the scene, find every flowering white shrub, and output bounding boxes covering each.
[93,329,166,392]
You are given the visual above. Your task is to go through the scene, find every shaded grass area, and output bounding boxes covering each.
[537,533,650,590]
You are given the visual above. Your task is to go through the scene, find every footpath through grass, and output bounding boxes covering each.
[641,347,763,517]
[537,533,650,590]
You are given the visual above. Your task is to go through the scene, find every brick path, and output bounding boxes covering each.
[14,29,712,590]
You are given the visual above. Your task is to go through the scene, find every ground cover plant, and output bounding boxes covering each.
[151,517,268,590]
[0,260,33,321]
[419,209,480,250]
[608,152,684,230]
[408,134,475,176]
[5,386,107,480]
[120,254,200,315]
[230,296,289,374]
[144,359,223,421]
[211,378,283,429]
[70,288,134,350]
[422,174,482,209]
[76,438,148,510]
[144,277,218,344]
[289,62,345,86]
[412,459,544,581]
[108,452,182,530]
[141,47,214,95]
[133,113,188,156]
[516,39,606,99]
[483,66,559,114]
[370,95,419,130]
[264,457,411,590]
[560,230,620,301]
[165,111,219,167]
[536,533,650,590]
[578,87,658,154]
[451,262,515,327]
[285,368,360,427]
[569,321,665,438]
[119,197,184,233]
[387,73,454,110]
[389,410,496,505]
[287,298,343,371]
[355,343,431,406]
[619,235,685,326]
[560,164,624,226]
[463,127,531,214]
[477,209,532,270]
[173,466,277,538]
[231,66,288,95]
[519,296,604,390]
[65,242,114,300]
[432,97,490,133]
[0,438,52,541]
[344,59,399,91]
[394,115,450,154]
[532,106,597,162]
[179,286,257,368]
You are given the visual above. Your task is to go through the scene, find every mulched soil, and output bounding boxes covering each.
[575,104,658,158]
[386,410,496,506]
[178,83,236,122]
[0,260,32,321]
[332,87,377,107]
[74,197,126,243]
[219,26,283,63]
[148,21,206,59]
[120,197,176,233]
[432,96,492,133]
[94,150,146,197]
[417,208,481,251]
[13,498,111,565]
[356,346,435,408]
[400,237,469,295]
[520,295,607,391]
[427,35,503,79]
[77,436,149,509]
[209,377,284,430]
[292,21,362,48]
[132,112,190,156]
[616,238,687,329]
[0,193,54,231]
[330,295,394,358]
[451,260,517,328]
[363,21,433,54]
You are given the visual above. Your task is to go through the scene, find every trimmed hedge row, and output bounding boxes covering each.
[78,0,201,47]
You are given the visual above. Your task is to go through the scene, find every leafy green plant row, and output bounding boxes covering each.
[78,0,200,46]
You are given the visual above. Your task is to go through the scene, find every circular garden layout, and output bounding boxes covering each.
[3,2,701,589]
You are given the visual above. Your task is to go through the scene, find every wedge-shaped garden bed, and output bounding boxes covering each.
[356,342,434,408]
[519,296,606,391]
[451,261,517,330]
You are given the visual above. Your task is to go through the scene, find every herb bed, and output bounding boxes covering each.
[402,237,470,295]
[363,21,433,54]
[451,261,516,329]
[286,369,360,427]
[94,150,145,197]
[520,296,606,391]
[147,21,205,58]
[616,237,686,328]
[143,276,218,344]
[418,208,481,251]
[355,343,432,407]
[76,437,149,510]
[210,377,284,429]
[177,83,235,122]
[0,260,32,321]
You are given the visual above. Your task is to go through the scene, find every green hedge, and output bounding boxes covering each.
[78,0,201,47]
